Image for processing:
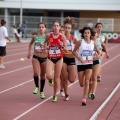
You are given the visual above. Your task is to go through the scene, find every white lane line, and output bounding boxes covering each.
[13,80,79,120]
[7,44,28,49]
[7,48,27,52]
[4,58,27,65]
[102,54,120,67]
[13,53,120,120]
[89,82,120,120]
[0,79,33,94]
[6,52,27,57]
[107,44,119,50]
[0,65,32,76]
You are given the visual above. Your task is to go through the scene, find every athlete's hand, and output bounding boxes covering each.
[106,53,110,59]
[30,32,37,38]
[58,40,63,47]
[27,53,31,59]
[44,49,48,54]
[78,57,85,63]
[39,42,44,46]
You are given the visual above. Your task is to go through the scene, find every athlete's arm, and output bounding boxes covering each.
[44,33,50,49]
[94,42,101,59]
[72,40,83,63]
[61,34,68,53]
[27,37,34,59]
[100,40,110,59]
[73,36,78,44]
[104,34,108,44]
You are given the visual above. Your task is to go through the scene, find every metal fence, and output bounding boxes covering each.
[0,15,120,39]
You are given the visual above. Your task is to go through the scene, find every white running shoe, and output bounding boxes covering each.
[0,65,5,69]
[60,90,65,97]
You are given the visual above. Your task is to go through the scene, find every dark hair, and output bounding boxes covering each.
[38,22,47,28]
[91,28,98,36]
[13,25,16,28]
[52,20,61,26]
[64,16,77,27]
[79,27,93,38]
[1,19,6,26]
[95,22,103,28]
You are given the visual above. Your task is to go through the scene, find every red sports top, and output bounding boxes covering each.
[48,33,63,58]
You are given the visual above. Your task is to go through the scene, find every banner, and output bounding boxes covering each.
[104,32,120,43]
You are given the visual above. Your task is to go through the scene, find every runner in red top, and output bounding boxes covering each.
[44,20,68,102]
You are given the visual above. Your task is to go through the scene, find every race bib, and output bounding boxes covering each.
[80,50,93,63]
[35,43,45,52]
[49,46,61,57]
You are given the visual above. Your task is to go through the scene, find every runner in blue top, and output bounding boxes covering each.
[88,28,109,100]
[95,23,108,82]
[27,23,47,99]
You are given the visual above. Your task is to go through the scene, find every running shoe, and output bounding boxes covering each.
[52,95,57,102]
[48,79,54,86]
[0,64,5,69]
[64,94,69,101]
[91,93,95,100]
[97,76,101,82]
[40,92,45,99]
[60,90,65,97]
[33,87,39,94]
[82,99,86,106]
[88,93,91,99]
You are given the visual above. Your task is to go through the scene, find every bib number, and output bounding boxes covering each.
[49,46,61,57]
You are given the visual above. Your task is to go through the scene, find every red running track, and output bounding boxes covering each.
[0,42,120,120]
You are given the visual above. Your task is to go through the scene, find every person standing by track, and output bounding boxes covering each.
[0,19,11,69]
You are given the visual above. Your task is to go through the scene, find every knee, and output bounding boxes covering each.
[46,74,52,80]
[69,79,75,83]
[34,72,39,76]
[80,84,84,87]
[92,77,96,82]
[85,80,89,86]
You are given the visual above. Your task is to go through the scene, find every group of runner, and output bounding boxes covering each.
[27,16,109,106]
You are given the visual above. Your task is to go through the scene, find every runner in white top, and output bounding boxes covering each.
[0,19,11,69]
[73,27,100,106]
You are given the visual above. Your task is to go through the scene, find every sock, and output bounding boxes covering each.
[40,79,45,92]
[49,79,52,83]
[34,76,39,88]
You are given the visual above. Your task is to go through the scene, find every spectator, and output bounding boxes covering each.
[17,21,22,34]
[13,25,21,43]
[0,19,11,69]
[21,21,27,39]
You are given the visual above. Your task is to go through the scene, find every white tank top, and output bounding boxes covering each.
[97,34,105,43]
[77,39,94,65]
